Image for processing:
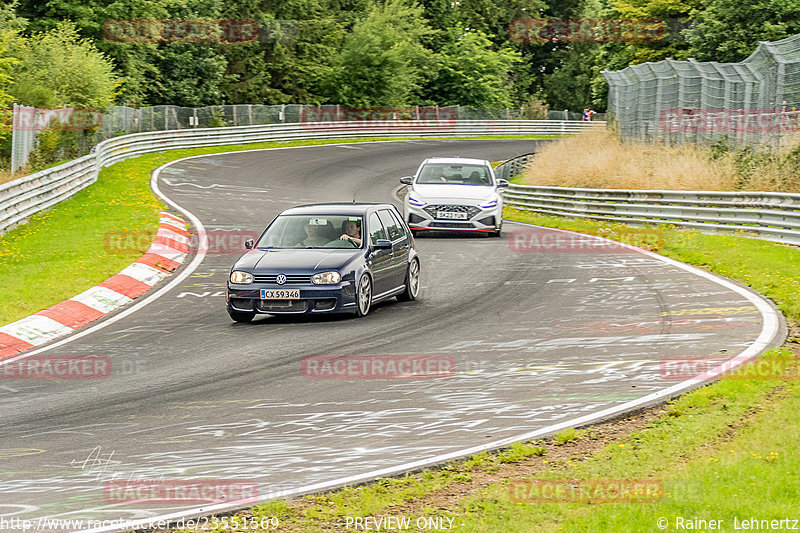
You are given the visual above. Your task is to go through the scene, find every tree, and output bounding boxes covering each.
[254,3,348,105]
[13,0,233,106]
[0,0,27,33]
[608,0,700,65]
[542,43,595,111]
[425,31,522,108]
[536,0,700,111]
[9,22,120,109]
[323,0,434,106]
[0,31,19,146]
[138,0,231,106]
[687,0,800,62]
[13,0,166,106]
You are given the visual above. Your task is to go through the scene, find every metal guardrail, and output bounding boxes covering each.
[0,120,603,236]
[0,155,96,237]
[498,155,800,246]
[494,153,538,181]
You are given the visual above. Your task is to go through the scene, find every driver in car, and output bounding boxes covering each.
[339,220,362,247]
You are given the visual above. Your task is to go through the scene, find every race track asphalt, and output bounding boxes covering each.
[0,139,785,531]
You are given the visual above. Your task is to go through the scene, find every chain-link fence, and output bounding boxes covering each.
[98,104,600,133]
[603,33,800,147]
[9,104,605,174]
[10,104,37,174]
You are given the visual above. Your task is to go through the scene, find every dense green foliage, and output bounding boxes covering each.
[9,22,120,108]
[1,0,799,114]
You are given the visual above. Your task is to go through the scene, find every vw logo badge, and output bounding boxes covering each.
[276,274,287,285]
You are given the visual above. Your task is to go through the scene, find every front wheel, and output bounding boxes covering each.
[397,259,420,301]
[356,273,372,317]
[228,309,255,323]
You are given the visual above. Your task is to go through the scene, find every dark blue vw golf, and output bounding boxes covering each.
[226,203,420,322]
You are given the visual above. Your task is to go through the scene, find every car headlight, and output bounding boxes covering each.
[312,271,341,285]
[230,271,253,284]
[479,199,498,208]
[408,195,426,207]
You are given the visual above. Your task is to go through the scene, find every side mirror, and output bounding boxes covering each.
[244,239,254,249]
[400,176,413,185]
[373,239,393,249]
[497,179,510,188]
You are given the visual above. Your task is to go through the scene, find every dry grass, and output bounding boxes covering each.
[522,129,800,192]
[0,169,19,186]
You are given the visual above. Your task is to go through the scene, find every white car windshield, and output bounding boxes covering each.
[416,163,493,186]
[256,215,364,249]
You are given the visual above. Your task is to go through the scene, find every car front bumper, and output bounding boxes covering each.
[227,281,357,314]
[405,203,502,232]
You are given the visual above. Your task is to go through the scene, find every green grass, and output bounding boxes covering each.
[553,428,584,446]
[497,441,548,463]
[0,157,163,324]
[0,135,557,325]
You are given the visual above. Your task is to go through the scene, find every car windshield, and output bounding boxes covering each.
[256,215,364,249]
[416,163,493,186]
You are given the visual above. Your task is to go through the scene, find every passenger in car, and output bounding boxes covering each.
[299,220,332,247]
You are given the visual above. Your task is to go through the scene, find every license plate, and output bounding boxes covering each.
[437,211,467,220]
[260,289,300,299]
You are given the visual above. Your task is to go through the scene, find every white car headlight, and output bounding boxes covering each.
[479,198,498,208]
[230,271,253,284]
[312,271,341,285]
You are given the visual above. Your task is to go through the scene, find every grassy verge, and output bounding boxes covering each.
[0,135,556,325]
[0,158,162,325]
[162,209,799,533]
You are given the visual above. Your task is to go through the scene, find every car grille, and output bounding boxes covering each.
[253,274,311,284]
[423,204,481,220]
[257,300,308,312]
[429,221,477,228]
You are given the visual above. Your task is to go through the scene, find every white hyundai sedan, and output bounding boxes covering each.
[400,157,509,237]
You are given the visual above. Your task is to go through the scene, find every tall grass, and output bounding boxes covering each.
[522,130,800,192]
[0,169,14,186]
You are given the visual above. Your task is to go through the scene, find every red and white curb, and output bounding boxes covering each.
[0,212,189,358]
